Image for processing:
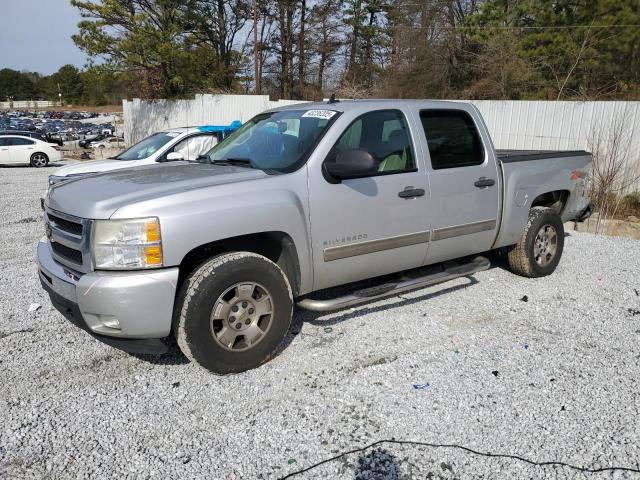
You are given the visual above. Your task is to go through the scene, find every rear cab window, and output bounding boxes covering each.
[419,110,484,170]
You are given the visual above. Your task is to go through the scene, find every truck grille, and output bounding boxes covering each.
[51,241,84,265]
[47,212,83,236]
[45,208,91,273]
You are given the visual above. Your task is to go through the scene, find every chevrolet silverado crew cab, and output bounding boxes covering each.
[38,100,592,374]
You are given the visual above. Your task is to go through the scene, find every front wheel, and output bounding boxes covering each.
[507,207,564,278]
[30,152,49,168]
[175,252,293,374]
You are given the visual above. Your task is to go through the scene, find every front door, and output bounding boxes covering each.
[308,109,429,291]
[415,108,501,264]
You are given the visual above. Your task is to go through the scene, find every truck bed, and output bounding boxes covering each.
[496,150,590,163]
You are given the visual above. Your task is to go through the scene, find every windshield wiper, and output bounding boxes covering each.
[210,158,254,168]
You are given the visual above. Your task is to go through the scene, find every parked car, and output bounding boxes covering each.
[89,137,124,149]
[48,121,242,184]
[0,135,61,167]
[0,130,50,143]
[79,134,108,148]
[38,101,592,374]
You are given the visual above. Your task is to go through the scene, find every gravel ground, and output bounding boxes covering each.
[1,164,639,479]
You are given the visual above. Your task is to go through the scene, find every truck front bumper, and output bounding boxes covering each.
[37,239,179,354]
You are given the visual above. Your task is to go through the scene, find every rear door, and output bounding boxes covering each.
[414,108,501,264]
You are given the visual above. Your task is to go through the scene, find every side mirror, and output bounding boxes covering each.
[324,149,379,181]
[158,151,184,163]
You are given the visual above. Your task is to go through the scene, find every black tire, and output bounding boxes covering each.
[175,252,293,374]
[30,152,49,168]
[507,207,564,278]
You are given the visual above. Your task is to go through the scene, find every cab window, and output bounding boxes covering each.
[328,110,415,175]
[420,110,484,169]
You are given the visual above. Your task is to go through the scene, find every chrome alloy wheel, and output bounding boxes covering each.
[533,225,558,267]
[31,153,48,167]
[209,282,274,352]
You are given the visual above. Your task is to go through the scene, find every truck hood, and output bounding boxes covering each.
[54,159,130,176]
[46,162,269,219]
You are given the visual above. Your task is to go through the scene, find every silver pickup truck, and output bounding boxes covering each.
[38,100,592,373]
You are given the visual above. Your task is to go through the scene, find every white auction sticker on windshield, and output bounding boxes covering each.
[302,110,337,119]
[165,132,180,137]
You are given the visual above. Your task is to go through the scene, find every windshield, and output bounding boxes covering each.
[204,109,339,173]
[115,131,179,160]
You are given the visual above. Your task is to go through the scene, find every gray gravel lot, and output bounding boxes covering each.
[1,164,640,479]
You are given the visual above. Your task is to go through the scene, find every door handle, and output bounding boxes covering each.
[474,177,495,188]
[398,187,425,198]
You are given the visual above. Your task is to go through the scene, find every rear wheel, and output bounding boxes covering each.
[507,207,564,278]
[30,152,49,168]
[175,252,293,374]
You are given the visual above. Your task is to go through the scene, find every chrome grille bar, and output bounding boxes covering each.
[44,208,92,273]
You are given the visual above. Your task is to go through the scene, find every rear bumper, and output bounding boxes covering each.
[37,239,179,354]
[574,202,593,222]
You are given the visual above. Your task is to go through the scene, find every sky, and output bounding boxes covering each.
[0,0,88,74]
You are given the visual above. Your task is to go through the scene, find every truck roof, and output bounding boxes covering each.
[267,99,465,113]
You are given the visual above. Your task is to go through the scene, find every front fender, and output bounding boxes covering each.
[111,168,314,294]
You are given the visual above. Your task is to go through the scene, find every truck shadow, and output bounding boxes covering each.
[130,347,189,365]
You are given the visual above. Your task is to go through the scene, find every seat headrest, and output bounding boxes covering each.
[387,129,408,151]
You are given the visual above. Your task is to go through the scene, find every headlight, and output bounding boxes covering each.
[92,218,162,269]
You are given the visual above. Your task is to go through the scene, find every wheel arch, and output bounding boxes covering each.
[177,231,302,298]
[530,190,570,215]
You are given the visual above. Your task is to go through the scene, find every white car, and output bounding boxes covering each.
[48,123,241,185]
[89,137,125,149]
[0,135,62,167]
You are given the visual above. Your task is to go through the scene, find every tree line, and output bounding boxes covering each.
[0,65,129,105]
[2,0,639,104]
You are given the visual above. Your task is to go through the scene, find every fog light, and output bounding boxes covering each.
[101,316,121,330]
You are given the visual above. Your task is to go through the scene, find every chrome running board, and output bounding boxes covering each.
[297,256,490,312]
